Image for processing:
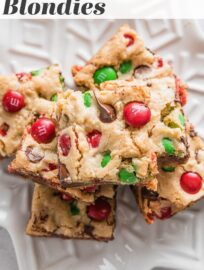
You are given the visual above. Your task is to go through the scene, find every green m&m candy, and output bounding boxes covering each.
[83,92,92,108]
[118,168,138,184]
[93,67,117,85]
[119,61,133,74]
[30,68,45,77]
[70,202,80,216]
[59,74,65,89]
[51,94,57,102]
[101,151,111,168]
[179,113,185,127]
[162,138,175,155]
[162,166,175,172]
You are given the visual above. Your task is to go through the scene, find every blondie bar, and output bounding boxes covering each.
[57,82,158,188]
[102,78,189,163]
[72,24,187,107]
[133,124,204,224]
[0,65,64,158]
[8,100,115,203]
[26,184,116,241]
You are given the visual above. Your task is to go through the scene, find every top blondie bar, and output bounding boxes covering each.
[54,24,188,188]
[0,65,64,158]
[57,82,158,188]
[56,77,188,188]
[72,24,187,107]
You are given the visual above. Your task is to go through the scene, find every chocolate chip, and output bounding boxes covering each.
[141,186,159,201]
[181,136,189,150]
[134,65,151,78]
[53,191,61,196]
[25,146,44,163]
[59,163,71,187]
[93,91,116,123]
[33,112,41,119]
[84,224,94,236]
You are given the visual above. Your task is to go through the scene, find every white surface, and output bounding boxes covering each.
[0,20,204,270]
[0,227,18,270]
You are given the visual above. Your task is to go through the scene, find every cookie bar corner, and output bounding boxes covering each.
[26,184,116,242]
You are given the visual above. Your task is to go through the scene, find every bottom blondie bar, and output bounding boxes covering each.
[26,184,116,241]
[132,125,204,224]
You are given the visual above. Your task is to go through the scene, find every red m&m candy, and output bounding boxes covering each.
[59,134,71,156]
[16,72,32,81]
[47,163,58,171]
[159,207,172,220]
[87,130,102,148]
[153,207,172,220]
[61,193,73,202]
[84,185,98,193]
[124,33,135,47]
[31,118,56,144]
[180,172,202,194]
[124,102,151,128]
[42,163,58,172]
[175,78,187,106]
[157,58,163,68]
[0,123,9,137]
[87,198,111,221]
[3,90,25,113]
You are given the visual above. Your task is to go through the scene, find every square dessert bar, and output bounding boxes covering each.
[132,124,204,224]
[72,24,187,107]
[8,101,114,203]
[103,78,189,163]
[26,184,116,242]
[0,65,64,158]
[57,82,158,188]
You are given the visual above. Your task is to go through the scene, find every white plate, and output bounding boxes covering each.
[1,20,204,270]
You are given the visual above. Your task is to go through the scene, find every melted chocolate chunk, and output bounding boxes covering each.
[59,163,71,187]
[180,136,189,151]
[25,146,44,163]
[93,91,116,123]
[141,186,159,201]
[53,191,61,196]
[84,224,94,236]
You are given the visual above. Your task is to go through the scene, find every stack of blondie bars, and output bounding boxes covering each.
[0,25,204,242]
